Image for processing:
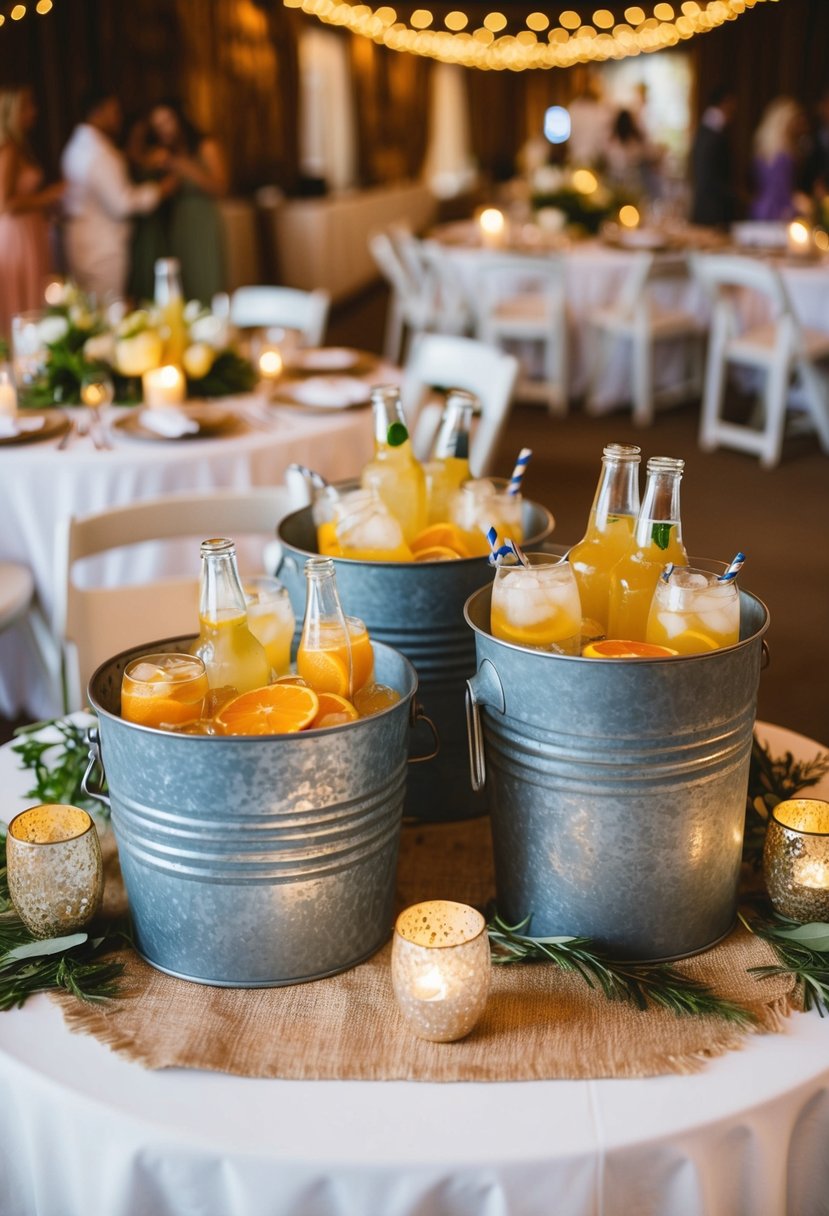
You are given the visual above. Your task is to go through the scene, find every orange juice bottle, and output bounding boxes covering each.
[154,257,186,366]
[297,557,375,698]
[607,457,689,641]
[424,390,475,525]
[193,538,271,693]
[361,386,427,543]
[569,443,641,634]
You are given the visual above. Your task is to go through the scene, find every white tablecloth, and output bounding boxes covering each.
[0,722,827,1216]
[0,394,375,719]
[434,233,829,410]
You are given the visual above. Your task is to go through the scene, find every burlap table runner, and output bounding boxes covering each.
[52,820,797,1080]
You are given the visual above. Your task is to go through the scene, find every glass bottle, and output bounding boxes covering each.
[361,386,427,543]
[154,257,186,366]
[568,443,641,634]
[424,390,475,525]
[297,558,374,697]
[193,538,271,693]
[607,457,689,641]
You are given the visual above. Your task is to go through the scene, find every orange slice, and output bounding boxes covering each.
[353,683,401,717]
[413,545,462,563]
[678,630,719,652]
[582,639,678,659]
[216,682,319,735]
[274,674,310,686]
[411,523,473,558]
[296,648,350,696]
[312,692,360,729]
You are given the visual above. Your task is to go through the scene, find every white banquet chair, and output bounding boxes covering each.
[54,486,294,712]
[584,251,705,427]
[692,252,829,467]
[471,252,570,417]
[229,286,331,346]
[0,562,60,702]
[401,333,519,477]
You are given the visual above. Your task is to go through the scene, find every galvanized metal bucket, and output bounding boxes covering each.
[84,637,433,987]
[276,496,554,822]
[464,584,770,961]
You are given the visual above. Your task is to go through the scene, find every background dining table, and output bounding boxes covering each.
[0,390,377,720]
[0,719,826,1216]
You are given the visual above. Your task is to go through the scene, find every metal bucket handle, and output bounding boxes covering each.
[81,726,111,811]
[408,702,440,765]
[465,659,506,792]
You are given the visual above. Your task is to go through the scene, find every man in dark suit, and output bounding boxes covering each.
[689,86,737,228]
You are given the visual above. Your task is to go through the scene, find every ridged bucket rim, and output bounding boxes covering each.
[463,577,770,663]
[87,634,419,740]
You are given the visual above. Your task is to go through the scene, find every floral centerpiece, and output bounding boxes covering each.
[17,284,256,408]
[529,165,634,237]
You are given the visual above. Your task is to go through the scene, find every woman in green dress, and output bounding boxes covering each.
[146,102,228,305]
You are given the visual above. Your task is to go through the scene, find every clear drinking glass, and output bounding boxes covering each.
[6,804,103,938]
[80,368,115,414]
[243,577,296,677]
[11,310,48,394]
[121,652,209,730]
[490,552,582,655]
[334,489,410,561]
[645,567,740,655]
[391,900,491,1043]
[449,477,524,557]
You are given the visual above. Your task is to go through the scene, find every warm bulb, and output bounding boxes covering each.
[572,168,598,194]
[479,207,505,234]
[259,349,283,379]
[788,221,810,246]
[619,204,641,227]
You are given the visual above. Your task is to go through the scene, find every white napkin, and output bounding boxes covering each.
[289,376,368,409]
[292,347,355,372]
[0,414,45,438]
[139,409,200,438]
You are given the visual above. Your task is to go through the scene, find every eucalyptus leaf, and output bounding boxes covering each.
[768,923,829,953]
[3,933,88,963]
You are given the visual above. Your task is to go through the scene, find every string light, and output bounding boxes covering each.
[0,0,55,22]
[291,0,770,70]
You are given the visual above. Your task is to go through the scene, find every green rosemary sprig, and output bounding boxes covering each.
[0,827,124,1010]
[744,734,829,867]
[740,911,829,1017]
[11,716,105,816]
[487,913,755,1026]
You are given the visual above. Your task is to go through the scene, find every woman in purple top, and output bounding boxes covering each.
[750,97,806,221]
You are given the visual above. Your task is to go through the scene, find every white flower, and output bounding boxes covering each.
[115,330,164,377]
[189,313,226,348]
[83,333,116,365]
[183,342,215,380]
[68,304,96,331]
[38,315,69,345]
[183,299,202,323]
[533,165,565,194]
[536,207,567,233]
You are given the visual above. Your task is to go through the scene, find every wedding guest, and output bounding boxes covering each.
[749,97,807,221]
[605,108,663,199]
[689,86,737,228]
[125,112,169,302]
[802,89,829,196]
[567,71,612,168]
[145,102,228,304]
[61,91,175,301]
[0,87,64,339]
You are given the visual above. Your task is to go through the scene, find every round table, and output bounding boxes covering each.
[0,721,827,1216]
[0,392,376,720]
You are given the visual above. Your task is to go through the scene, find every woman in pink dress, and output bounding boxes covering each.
[0,87,64,341]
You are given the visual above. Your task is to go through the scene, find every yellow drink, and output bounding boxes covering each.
[646,569,740,654]
[424,456,471,526]
[362,442,426,544]
[297,617,374,697]
[608,529,688,641]
[195,611,272,693]
[244,579,296,678]
[317,519,342,557]
[327,488,413,562]
[569,514,636,632]
[450,478,524,557]
[490,557,582,655]
[121,653,208,730]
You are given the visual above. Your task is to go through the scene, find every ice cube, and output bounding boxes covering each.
[675,570,710,591]
[128,661,167,683]
[655,610,686,639]
[343,510,405,552]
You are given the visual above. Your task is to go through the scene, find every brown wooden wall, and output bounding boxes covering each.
[0,0,825,199]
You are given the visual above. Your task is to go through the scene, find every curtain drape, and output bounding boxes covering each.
[298,26,358,192]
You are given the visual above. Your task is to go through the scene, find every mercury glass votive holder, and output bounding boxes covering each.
[6,805,103,939]
[763,799,829,923]
[391,900,491,1043]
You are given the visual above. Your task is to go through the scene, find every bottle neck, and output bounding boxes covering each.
[635,460,684,547]
[371,387,412,456]
[591,444,641,530]
[154,260,182,307]
[302,557,348,629]
[199,539,247,623]
[432,394,474,462]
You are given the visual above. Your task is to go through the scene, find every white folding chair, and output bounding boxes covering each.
[472,253,570,417]
[401,333,519,477]
[692,253,829,468]
[370,228,471,363]
[0,562,61,702]
[585,252,705,427]
[53,487,294,711]
[229,286,331,346]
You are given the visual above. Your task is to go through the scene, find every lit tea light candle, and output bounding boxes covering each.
[787,219,812,257]
[763,798,829,922]
[258,345,283,383]
[6,804,103,939]
[478,207,507,249]
[142,364,186,409]
[619,204,641,229]
[391,900,491,1042]
[0,368,17,417]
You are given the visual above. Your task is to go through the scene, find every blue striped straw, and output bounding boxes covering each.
[506,538,529,567]
[287,463,329,490]
[507,447,532,497]
[719,552,746,582]
[661,563,675,583]
[486,525,514,566]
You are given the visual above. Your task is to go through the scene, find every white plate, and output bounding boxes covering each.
[275,376,371,410]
